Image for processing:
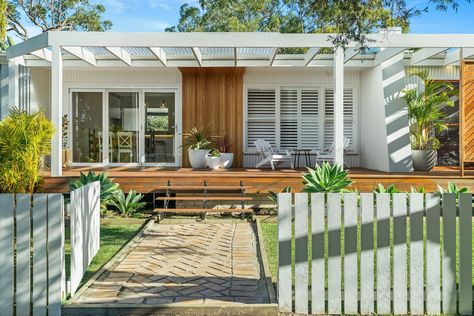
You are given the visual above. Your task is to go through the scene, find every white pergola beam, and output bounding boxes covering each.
[6,32,48,59]
[344,48,358,63]
[304,47,321,66]
[50,45,62,176]
[105,47,132,66]
[269,48,278,66]
[149,47,167,66]
[410,48,449,65]
[444,48,474,65]
[333,46,344,166]
[30,48,52,62]
[192,47,202,66]
[234,47,238,67]
[374,48,406,65]
[62,46,96,66]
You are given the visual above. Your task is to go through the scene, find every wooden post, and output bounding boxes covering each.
[51,45,63,176]
[460,48,465,176]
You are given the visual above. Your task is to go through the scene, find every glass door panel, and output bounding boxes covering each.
[108,92,139,163]
[72,91,103,163]
[144,92,175,163]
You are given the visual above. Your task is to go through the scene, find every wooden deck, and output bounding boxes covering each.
[41,166,474,193]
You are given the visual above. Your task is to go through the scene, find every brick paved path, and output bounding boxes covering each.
[72,222,270,305]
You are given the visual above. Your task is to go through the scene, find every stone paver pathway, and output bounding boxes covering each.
[72,222,270,306]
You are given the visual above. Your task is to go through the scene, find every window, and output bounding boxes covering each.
[245,86,357,152]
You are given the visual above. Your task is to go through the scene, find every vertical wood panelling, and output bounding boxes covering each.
[360,193,374,314]
[16,194,31,316]
[458,193,473,315]
[294,193,308,314]
[311,193,325,314]
[442,193,457,315]
[462,62,474,162]
[181,68,245,167]
[0,195,14,316]
[32,194,48,316]
[409,193,424,315]
[376,193,391,314]
[278,193,292,313]
[393,193,407,315]
[327,193,341,314]
[343,193,358,314]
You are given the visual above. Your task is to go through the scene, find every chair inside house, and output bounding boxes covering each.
[316,137,351,164]
[97,131,114,161]
[254,139,294,170]
[117,132,134,162]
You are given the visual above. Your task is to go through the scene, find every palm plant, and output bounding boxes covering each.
[110,190,146,217]
[302,162,353,193]
[0,108,54,193]
[183,127,212,150]
[403,70,457,150]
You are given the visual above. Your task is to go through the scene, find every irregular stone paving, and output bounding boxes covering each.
[73,223,269,305]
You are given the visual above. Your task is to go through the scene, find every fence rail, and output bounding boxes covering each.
[0,193,64,316]
[278,192,473,315]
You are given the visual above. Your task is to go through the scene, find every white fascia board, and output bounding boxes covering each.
[409,48,449,65]
[344,48,358,63]
[192,47,202,66]
[62,46,96,66]
[304,47,321,66]
[105,47,132,66]
[444,48,474,65]
[6,32,48,59]
[30,48,52,62]
[373,48,406,65]
[149,47,167,66]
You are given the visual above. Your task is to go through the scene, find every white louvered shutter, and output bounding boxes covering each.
[280,89,298,149]
[324,88,356,151]
[301,89,319,149]
[246,88,276,149]
[343,89,355,150]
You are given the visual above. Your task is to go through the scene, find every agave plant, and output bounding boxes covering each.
[268,186,292,203]
[302,163,353,193]
[374,183,400,194]
[438,182,468,196]
[110,190,146,217]
[69,171,120,212]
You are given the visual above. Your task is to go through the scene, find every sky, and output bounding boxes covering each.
[12,0,474,42]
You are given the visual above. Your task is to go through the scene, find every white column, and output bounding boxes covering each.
[7,59,19,114]
[333,46,344,166]
[51,45,63,176]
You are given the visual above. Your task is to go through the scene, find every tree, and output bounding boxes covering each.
[6,0,112,41]
[166,0,469,47]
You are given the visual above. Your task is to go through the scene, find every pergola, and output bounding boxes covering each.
[6,31,474,176]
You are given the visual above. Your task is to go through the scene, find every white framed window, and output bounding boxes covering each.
[245,85,358,152]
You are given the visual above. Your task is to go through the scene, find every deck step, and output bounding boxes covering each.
[156,196,253,201]
[153,208,253,213]
[153,185,251,191]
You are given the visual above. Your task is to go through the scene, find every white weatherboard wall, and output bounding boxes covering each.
[30,68,51,117]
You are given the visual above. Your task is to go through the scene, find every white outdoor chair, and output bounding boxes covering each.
[117,132,134,162]
[254,139,294,170]
[316,137,351,165]
[98,132,114,161]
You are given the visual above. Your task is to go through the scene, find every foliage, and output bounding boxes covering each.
[268,186,292,204]
[146,116,168,131]
[69,171,120,212]
[183,127,212,150]
[0,108,54,193]
[438,182,468,196]
[62,114,69,149]
[208,149,220,157]
[410,186,426,193]
[110,190,146,218]
[374,183,400,194]
[216,135,232,153]
[403,70,458,150]
[6,0,112,41]
[302,162,352,193]
[0,0,7,41]
[166,0,467,48]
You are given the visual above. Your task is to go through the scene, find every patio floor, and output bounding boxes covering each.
[66,221,275,314]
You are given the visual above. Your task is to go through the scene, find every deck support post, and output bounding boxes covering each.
[333,46,344,166]
[51,45,63,177]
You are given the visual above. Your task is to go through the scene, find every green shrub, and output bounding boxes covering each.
[373,183,400,194]
[0,108,54,193]
[302,162,352,193]
[110,190,146,217]
[69,171,120,212]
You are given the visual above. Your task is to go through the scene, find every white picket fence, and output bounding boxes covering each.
[69,181,101,294]
[0,193,64,316]
[278,192,473,315]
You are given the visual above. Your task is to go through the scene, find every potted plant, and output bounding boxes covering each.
[206,149,221,169]
[62,114,72,168]
[217,135,233,168]
[183,127,212,168]
[403,70,457,171]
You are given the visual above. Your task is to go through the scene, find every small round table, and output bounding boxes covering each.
[293,149,312,168]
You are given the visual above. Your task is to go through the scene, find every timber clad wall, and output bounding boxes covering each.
[462,61,474,162]
[180,67,245,167]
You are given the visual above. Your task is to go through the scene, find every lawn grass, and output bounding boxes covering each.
[65,217,146,288]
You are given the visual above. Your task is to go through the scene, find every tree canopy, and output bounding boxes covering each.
[166,0,469,47]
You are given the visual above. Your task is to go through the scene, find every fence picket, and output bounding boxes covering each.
[0,194,14,316]
[294,193,309,314]
[48,194,63,316]
[393,193,407,314]
[441,193,457,314]
[376,193,391,314]
[16,194,31,316]
[409,193,424,315]
[327,193,342,314]
[311,193,325,314]
[278,193,292,313]
[360,193,374,314]
[426,193,441,314]
[458,193,473,315]
[32,194,48,316]
[343,193,358,314]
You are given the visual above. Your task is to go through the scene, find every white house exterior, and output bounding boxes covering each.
[1,30,473,176]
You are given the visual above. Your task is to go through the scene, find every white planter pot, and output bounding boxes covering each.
[206,155,221,169]
[188,149,209,169]
[219,153,234,168]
